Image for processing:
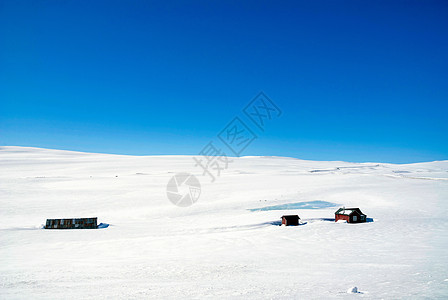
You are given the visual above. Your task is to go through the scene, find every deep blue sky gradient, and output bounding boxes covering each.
[1,0,447,163]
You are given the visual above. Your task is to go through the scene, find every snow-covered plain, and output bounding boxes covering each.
[1,146,447,299]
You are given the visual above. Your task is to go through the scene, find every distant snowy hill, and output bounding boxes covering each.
[1,146,447,298]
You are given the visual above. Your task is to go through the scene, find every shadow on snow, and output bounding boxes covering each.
[270,217,374,226]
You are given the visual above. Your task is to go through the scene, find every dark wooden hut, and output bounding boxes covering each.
[45,217,98,229]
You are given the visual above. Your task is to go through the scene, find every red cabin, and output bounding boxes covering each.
[281,215,300,226]
[335,208,366,223]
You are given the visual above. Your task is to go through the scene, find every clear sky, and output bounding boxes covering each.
[1,0,447,163]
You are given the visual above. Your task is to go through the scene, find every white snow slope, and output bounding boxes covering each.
[0,146,447,299]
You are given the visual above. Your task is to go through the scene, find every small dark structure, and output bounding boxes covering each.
[281,215,300,226]
[335,208,366,223]
[45,217,98,229]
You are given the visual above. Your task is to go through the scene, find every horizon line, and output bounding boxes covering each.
[1,145,446,165]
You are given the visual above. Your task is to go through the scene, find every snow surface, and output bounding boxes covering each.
[336,209,355,216]
[1,146,448,299]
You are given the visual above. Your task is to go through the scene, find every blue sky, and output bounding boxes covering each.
[1,0,447,163]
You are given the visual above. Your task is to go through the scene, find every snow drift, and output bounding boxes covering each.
[0,146,447,299]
